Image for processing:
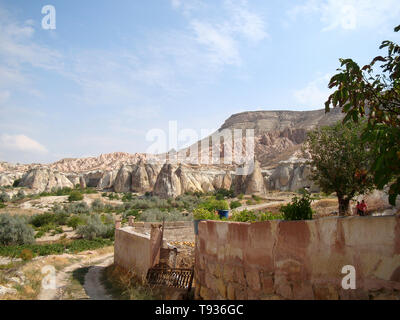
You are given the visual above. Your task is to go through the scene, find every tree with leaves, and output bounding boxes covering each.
[305,121,375,216]
[325,24,400,205]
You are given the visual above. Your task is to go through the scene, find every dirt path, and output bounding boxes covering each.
[241,200,289,211]
[38,253,114,300]
[83,255,114,300]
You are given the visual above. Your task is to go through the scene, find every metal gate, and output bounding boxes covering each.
[146,267,194,291]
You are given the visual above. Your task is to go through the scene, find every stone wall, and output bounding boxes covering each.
[114,227,153,282]
[194,215,400,300]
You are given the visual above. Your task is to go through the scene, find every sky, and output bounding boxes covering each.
[0,0,399,164]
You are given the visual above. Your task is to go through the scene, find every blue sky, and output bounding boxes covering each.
[0,0,399,164]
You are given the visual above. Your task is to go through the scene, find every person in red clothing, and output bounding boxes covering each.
[359,200,367,216]
[356,201,363,216]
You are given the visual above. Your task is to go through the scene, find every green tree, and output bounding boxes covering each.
[68,190,84,202]
[325,24,400,205]
[304,121,375,215]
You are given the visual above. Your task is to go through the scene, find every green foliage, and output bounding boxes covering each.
[230,201,242,210]
[193,208,218,220]
[214,188,235,199]
[237,194,244,200]
[67,215,87,230]
[0,238,113,258]
[0,214,35,246]
[197,198,229,212]
[138,209,192,222]
[229,209,282,222]
[30,213,55,228]
[121,193,133,202]
[68,190,84,202]
[91,199,104,212]
[279,192,313,221]
[64,201,90,214]
[76,214,114,240]
[305,120,375,215]
[325,24,400,205]
[0,191,11,203]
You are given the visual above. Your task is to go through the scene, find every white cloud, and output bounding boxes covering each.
[288,0,400,31]
[293,73,332,108]
[171,0,267,67]
[224,0,268,41]
[191,20,241,66]
[0,134,48,153]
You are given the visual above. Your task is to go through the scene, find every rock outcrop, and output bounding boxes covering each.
[233,160,266,195]
[267,161,318,192]
[19,168,74,192]
[1,108,346,197]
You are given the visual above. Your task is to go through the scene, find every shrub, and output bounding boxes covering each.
[252,194,262,202]
[0,191,11,203]
[122,209,140,220]
[0,214,35,245]
[19,248,34,261]
[193,208,218,220]
[237,194,244,200]
[229,209,282,222]
[53,212,69,225]
[280,192,314,221]
[198,198,229,212]
[230,209,259,222]
[65,201,90,214]
[68,191,84,202]
[12,189,26,201]
[230,201,242,210]
[30,213,55,228]
[67,215,87,230]
[76,214,114,240]
[91,199,104,212]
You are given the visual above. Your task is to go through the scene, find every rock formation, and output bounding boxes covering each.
[2,108,345,197]
[19,168,74,192]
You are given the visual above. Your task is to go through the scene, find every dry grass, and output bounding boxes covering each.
[102,264,162,300]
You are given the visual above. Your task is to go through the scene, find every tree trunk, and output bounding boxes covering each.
[338,196,350,216]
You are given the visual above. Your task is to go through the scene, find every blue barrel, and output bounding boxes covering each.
[218,210,229,219]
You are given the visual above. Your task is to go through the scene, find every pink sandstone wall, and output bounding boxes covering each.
[194,215,400,300]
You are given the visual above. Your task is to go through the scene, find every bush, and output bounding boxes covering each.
[67,215,87,230]
[65,201,90,214]
[19,248,34,261]
[229,209,282,222]
[198,198,229,212]
[193,208,218,220]
[77,214,114,240]
[230,201,242,210]
[237,194,244,200]
[68,191,84,202]
[30,213,55,228]
[0,239,113,258]
[0,214,35,245]
[280,192,314,221]
[138,209,192,222]
[91,199,104,212]
[12,189,26,201]
[0,191,10,203]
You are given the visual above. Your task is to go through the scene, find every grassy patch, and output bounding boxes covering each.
[0,238,113,258]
